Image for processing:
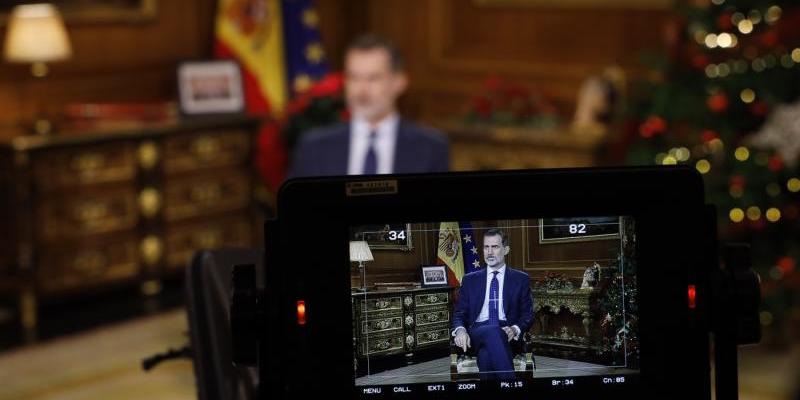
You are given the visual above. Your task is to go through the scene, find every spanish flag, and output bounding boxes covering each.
[437,222,482,286]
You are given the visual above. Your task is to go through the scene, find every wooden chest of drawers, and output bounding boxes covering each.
[0,116,260,338]
[352,287,454,367]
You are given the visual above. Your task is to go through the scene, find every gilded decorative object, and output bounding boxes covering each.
[75,202,109,222]
[137,141,159,170]
[71,152,105,176]
[417,328,449,345]
[418,311,449,326]
[192,135,221,161]
[363,317,401,333]
[138,187,161,218]
[190,182,222,204]
[192,229,222,249]
[534,290,592,316]
[139,235,163,266]
[352,287,453,362]
[140,279,162,296]
[72,250,107,277]
[375,299,391,309]
[416,292,448,306]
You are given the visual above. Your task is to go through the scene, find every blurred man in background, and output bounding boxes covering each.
[288,34,449,178]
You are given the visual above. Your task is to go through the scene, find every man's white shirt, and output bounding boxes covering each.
[347,113,399,175]
[452,264,521,339]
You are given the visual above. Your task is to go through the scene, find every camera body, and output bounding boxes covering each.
[231,166,759,400]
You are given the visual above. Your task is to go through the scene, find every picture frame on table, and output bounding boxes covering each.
[177,60,245,117]
[420,265,449,288]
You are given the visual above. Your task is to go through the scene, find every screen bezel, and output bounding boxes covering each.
[267,167,713,400]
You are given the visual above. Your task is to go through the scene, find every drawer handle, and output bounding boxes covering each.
[190,183,222,204]
[192,136,221,160]
[373,299,391,309]
[374,340,392,351]
[138,141,159,170]
[372,319,394,330]
[192,230,222,249]
[73,250,107,277]
[140,236,163,266]
[424,331,442,341]
[422,313,440,323]
[75,202,109,222]
[71,153,106,173]
[138,188,162,218]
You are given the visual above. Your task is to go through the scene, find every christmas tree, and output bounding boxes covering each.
[625,0,800,342]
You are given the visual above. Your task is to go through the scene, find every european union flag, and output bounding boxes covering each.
[460,222,482,275]
[281,0,329,97]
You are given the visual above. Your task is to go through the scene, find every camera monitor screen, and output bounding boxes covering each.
[349,217,638,395]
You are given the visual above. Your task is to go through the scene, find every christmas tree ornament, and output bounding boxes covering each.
[707,92,729,113]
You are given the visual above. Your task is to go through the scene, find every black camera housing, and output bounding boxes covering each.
[231,166,759,400]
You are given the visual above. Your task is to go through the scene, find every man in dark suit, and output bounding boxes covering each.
[452,228,534,380]
[288,34,449,178]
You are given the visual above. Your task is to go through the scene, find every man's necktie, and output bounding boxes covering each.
[489,271,499,325]
[363,131,377,175]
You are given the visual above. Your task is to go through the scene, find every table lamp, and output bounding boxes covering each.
[3,3,72,134]
[349,241,373,291]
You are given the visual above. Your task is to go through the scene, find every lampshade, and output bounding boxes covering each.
[349,241,373,262]
[4,3,72,63]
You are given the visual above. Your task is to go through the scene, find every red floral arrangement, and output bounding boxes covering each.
[467,76,560,128]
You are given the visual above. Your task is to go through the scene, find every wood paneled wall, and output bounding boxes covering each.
[0,0,216,138]
[354,220,620,287]
[318,0,672,124]
[0,0,671,137]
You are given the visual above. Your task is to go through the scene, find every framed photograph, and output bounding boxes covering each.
[177,60,245,116]
[420,265,448,287]
[349,223,413,251]
[539,216,620,243]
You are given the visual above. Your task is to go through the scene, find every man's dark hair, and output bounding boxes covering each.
[484,228,509,246]
[346,33,405,72]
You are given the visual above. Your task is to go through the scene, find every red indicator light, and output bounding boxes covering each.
[688,285,696,309]
[297,300,307,325]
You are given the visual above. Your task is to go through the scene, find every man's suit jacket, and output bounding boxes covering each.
[451,267,534,336]
[287,119,449,178]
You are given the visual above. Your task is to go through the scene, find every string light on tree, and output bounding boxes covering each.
[737,19,753,34]
[740,88,756,103]
[696,159,711,174]
[765,6,782,24]
[766,207,781,222]
[787,177,800,193]
[735,146,750,161]
[746,206,762,221]
[730,208,745,222]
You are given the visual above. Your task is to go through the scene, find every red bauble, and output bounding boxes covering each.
[707,93,729,113]
[761,30,779,48]
[729,174,746,187]
[691,54,711,69]
[639,116,667,138]
[717,13,733,30]
[778,257,796,274]
[768,155,784,172]
[751,101,769,117]
[700,129,718,142]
